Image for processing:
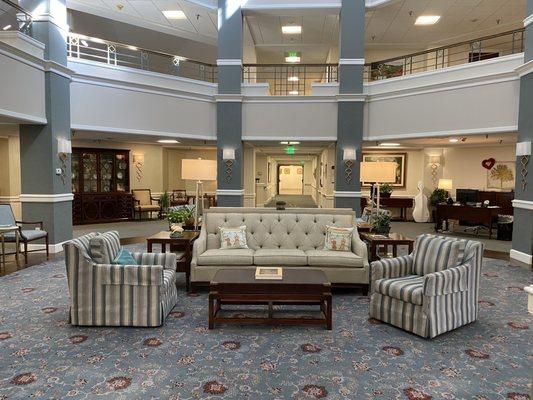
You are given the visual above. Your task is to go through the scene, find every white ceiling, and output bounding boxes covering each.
[66,0,527,63]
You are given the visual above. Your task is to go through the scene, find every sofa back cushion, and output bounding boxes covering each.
[413,234,461,276]
[204,208,357,251]
[90,231,121,264]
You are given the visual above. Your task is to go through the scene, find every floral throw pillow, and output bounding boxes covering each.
[220,226,248,249]
[324,226,354,252]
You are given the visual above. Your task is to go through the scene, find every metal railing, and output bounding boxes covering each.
[364,28,525,82]
[0,0,32,35]
[67,33,217,83]
[243,64,338,95]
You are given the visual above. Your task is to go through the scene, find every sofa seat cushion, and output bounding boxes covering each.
[306,250,363,268]
[253,249,307,266]
[197,249,254,266]
[374,275,425,306]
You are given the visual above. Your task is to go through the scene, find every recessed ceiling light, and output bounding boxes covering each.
[280,141,289,145]
[380,142,401,147]
[158,139,180,144]
[2,25,12,31]
[289,141,300,145]
[288,76,299,82]
[282,25,302,35]
[449,138,459,143]
[288,90,299,95]
[163,10,186,20]
[415,15,441,26]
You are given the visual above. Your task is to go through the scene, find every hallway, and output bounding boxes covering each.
[265,195,317,208]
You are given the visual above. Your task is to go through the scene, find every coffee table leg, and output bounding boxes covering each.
[147,241,152,253]
[208,293,214,329]
[325,294,332,330]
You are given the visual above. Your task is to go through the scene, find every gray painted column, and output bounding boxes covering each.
[216,0,244,207]
[511,1,533,265]
[19,0,73,248]
[334,0,366,213]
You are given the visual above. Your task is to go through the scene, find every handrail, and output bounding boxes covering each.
[0,0,33,35]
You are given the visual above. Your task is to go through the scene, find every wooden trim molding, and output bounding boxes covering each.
[20,193,74,203]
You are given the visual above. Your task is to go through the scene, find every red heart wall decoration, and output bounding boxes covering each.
[482,158,496,170]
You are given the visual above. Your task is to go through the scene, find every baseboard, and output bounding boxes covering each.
[27,243,64,254]
[510,249,532,266]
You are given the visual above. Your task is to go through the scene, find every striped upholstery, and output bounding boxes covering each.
[63,232,178,327]
[89,231,121,264]
[412,235,461,276]
[370,235,484,338]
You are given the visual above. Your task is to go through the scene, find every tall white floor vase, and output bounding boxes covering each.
[413,181,430,223]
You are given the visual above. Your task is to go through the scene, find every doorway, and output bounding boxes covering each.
[278,165,304,195]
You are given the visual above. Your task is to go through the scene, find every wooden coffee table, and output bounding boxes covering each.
[146,230,199,291]
[208,269,332,330]
[360,232,414,262]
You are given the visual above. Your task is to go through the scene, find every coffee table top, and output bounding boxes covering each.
[212,268,330,288]
[360,232,414,243]
[146,230,199,242]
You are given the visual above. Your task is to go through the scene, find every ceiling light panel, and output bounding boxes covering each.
[282,25,302,35]
[163,10,186,20]
[415,15,441,26]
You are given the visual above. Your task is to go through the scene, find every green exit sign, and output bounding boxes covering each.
[285,146,296,155]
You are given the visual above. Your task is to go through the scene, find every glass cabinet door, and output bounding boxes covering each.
[82,153,98,193]
[71,153,80,193]
[100,153,114,192]
[115,153,128,192]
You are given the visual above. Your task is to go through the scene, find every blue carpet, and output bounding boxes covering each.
[0,246,531,399]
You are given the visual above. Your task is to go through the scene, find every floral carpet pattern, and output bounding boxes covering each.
[0,248,532,399]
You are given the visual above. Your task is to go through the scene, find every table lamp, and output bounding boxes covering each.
[438,178,453,204]
[360,161,397,211]
[181,158,217,229]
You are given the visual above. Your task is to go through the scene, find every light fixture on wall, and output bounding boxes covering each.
[222,148,236,182]
[132,153,145,182]
[57,138,72,185]
[343,147,357,184]
[516,141,531,191]
[428,155,441,187]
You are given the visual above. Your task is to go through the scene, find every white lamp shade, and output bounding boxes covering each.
[516,141,531,156]
[182,159,217,181]
[57,138,72,154]
[438,179,453,190]
[222,148,236,160]
[343,148,357,161]
[360,161,397,183]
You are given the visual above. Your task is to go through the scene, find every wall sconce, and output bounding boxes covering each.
[132,153,145,182]
[57,138,72,185]
[516,141,531,191]
[428,155,441,186]
[222,148,235,182]
[342,148,356,183]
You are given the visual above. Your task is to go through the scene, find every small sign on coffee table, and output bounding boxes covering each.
[255,267,283,280]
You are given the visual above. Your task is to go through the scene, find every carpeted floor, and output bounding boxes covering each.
[0,247,531,399]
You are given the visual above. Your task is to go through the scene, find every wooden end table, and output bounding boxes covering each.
[0,226,19,273]
[146,230,199,291]
[360,232,414,262]
[209,269,332,330]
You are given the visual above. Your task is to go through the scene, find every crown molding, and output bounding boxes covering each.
[516,60,533,78]
[217,59,243,66]
[524,14,533,27]
[20,193,74,203]
[216,189,245,196]
[339,58,365,65]
[513,199,533,211]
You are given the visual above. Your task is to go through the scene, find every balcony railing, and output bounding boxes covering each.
[242,64,338,96]
[0,0,32,35]
[67,33,217,83]
[364,28,525,82]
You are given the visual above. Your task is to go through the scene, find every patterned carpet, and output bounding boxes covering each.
[0,247,531,399]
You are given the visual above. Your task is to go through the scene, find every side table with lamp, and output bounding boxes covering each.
[181,158,217,230]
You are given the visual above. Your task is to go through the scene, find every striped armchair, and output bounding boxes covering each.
[63,231,178,327]
[369,234,484,338]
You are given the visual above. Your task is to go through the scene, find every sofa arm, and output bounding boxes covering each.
[423,263,469,297]
[371,254,414,282]
[192,227,207,264]
[132,252,176,270]
[352,233,369,267]
[95,264,164,286]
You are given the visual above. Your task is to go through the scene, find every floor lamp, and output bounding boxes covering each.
[360,161,397,212]
[181,158,217,230]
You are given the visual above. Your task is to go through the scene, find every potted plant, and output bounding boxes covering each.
[379,183,393,198]
[429,188,447,206]
[159,192,170,212]
[369,212,392,235]
[167,206,196,231]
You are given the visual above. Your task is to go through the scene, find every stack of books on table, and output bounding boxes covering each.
[255,267,283,280]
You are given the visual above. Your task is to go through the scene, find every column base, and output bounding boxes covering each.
[510,249,532,266]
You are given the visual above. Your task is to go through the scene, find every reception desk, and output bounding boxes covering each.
[435,204,501,238]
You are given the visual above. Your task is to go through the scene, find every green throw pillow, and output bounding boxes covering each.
[112,248,137,265]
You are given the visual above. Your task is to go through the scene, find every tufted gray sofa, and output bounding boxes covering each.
[191,208,369,290]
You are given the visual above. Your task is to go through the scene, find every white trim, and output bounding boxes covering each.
[364,125,518,141]
[516,60,533,77]
[0,31,45,50]
[334,191,362,198]
[27,242,64,254]
[336,94,366,102]
[0,107,47,124]
[71,123,216,141]
[0,42,44,71]
[243,194,256,199]
[0,195,20,202]
[524,14,533,27]
[243,96,337,103]
[215,94,243,102]
[242,135,337,141]
[217,59,243,67]
[216,189,245,196]
[513,199,533,211]
[510,249,532,266]
[43,61,73,80]
[242,2,340,11]
[339,58,365,65]
[19,193,74,203]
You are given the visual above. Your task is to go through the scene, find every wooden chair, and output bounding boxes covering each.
[171,190,189,206]
[132,189,162,220]
[0,204,49,263]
